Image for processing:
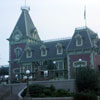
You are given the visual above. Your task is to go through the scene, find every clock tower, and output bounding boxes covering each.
[8,7,41,82]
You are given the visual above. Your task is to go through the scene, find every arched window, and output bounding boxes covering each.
[26,48,32,58]
[21,64,32,73]
[73,60,87,68]
[14,47,22,58]
[40,45,47,57]
[56,43,63,55]
[75,34,83,47]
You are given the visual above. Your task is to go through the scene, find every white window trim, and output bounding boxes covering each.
[26,50,32,58]
[75,34,83,47]
[73,60,87,68]
[21,64,32,73]
[14,47,22,58]
[25,47,32,58]
[40,45,47,57]
[56,60,64,70]
[57,47,63,55]
[56,43,63,55]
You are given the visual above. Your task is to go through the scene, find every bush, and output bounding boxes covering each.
[29,85,46,97]
[76,67,99,92]
[55,89,71,97]
[22,84,72,97]
[50,85,55,92]
[73,92,97,100]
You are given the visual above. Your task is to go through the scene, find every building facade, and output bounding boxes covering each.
[8,7,100,82]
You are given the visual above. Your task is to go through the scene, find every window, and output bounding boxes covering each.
[75,34,83,46]
[40,45,47,57]
[73,60,87,68]
[55,61,65,79]
[56,43,63,55]
[26,50,32,58]
[14,47,22,58]
[44,70,48,77]
[56,61,64,70]
[77,37,81,45]
[42,48,46,56]
[13,68,20,74]
[21,64,31,73]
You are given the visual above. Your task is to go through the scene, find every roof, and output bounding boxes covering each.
[67,27,98,51]
[20,39,70,62]
[9,7,41,41]
[20,27,100,63]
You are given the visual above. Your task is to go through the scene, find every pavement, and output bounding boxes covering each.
[1,83,26,100]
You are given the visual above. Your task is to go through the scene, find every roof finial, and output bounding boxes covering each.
[21,0,30,11]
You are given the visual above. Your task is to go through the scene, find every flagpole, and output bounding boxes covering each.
[25,0,26,7]
[84,5,87,28]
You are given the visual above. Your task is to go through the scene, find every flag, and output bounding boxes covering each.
[84,6,86,20]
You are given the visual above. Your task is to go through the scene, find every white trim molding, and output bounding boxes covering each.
[75,34,83,47]
[73,60,87,68]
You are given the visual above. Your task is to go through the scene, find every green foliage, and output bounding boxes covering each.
[0,67,9,76]
[76,67,99,92]
[55,89,71,97]
[29,85,46,97]
[73,92,97,100]
[22,84,72,97]
[50,85,55,92]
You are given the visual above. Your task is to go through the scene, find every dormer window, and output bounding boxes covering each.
[26,48,32,58]
[40,45,47,57]
[56,43,63,55]
[14,47,22,58]
[75,34,83,47]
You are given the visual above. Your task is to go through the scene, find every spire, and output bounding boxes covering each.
[21,0,30,12]
[9,7,41,42]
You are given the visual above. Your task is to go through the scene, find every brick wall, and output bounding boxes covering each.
[69,53,90,78]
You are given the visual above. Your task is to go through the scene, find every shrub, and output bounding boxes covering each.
[22,84,72,97]
[73,92,97,100]
[29,84,46,97]
[55,89,71,97]
[76,67,99,92]
[50,85,55,92]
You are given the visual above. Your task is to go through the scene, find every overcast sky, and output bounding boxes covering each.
[0,0,100,65]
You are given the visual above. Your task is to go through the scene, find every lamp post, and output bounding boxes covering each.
[75,59,82,78]
[16,74,18,81]
[78,58,82,68]
[26,70,30,97]
[53,61,56,79]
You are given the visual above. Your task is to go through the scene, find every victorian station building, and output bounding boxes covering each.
[8,7,100,82]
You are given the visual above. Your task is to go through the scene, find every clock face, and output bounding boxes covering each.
[15,33,20,41]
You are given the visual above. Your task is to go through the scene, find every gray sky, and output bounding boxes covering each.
[0,0,100,65]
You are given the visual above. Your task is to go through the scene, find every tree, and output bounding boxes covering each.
[76,67,99,92]
[0,66,9,76]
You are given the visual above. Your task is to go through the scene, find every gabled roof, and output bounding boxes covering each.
[9,7,41,41]
[20,39,70,62]
[67,27,97,51]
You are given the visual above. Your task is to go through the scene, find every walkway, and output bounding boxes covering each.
[4,83,26,100]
